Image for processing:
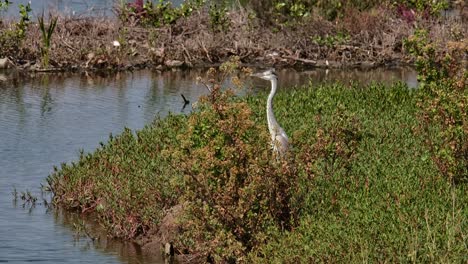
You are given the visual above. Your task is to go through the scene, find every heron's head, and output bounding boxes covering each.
[251,69,277,81]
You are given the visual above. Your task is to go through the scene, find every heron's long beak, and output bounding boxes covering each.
[251,69,275,78]
[250,72,263,77]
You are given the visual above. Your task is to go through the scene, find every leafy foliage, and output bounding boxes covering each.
[16,2,32,38]
[0,0,10,11]
[47,116,187,239]
[405,28,467,184]
[311,31,350,47]
[209,0,230,32]
[119,0,205,27]
[249,83,467,262]
[243,0,380,23]
[394,0,448,16]
[244,0,448,24]
[0,2,31,56]
[174,61,298,262]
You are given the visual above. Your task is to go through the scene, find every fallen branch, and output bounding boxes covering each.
[282,55,317,65]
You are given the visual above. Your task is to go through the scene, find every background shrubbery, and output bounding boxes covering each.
[405,28,467,184]
[1,0,463,70]
[119,0,451,28]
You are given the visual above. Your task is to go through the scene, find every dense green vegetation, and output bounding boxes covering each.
[248,83,466,262]
[47,115,186,239]
[120,0,450,27]
[47,60,467,262]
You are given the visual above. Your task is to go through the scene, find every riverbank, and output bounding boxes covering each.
[0,2,466,72]
[46,62,467,262]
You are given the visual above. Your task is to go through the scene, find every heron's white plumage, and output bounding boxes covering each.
[251,69,289,159]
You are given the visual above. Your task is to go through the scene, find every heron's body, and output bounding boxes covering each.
[252,69,289,157]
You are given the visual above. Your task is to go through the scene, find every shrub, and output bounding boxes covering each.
[0,2,31,56]
[118,0,205,27]
[0,0,10,11]
[47,116,187,239]
[174,61,298,262]
[394,0,448,16]
[405,29,467,184]
[244,0,383,23]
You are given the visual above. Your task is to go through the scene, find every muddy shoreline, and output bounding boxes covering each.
[3,6,463,73]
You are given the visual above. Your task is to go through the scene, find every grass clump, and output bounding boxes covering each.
[38,14,58,68]
[48,65,467,261]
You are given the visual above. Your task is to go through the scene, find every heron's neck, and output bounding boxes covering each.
[267,78,279,135]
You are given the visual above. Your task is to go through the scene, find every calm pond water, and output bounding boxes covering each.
[1,0,186,17]
[0,67,417,263]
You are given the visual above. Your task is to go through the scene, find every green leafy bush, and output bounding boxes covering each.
[119,0,205,27]
[47,116,187,239]
[0,2,31,57]
[405,29,467,184]
[209,1,230,32]
[311,31,350,47]
[16,2,32,38]
[0,0,10,11]
[393,0,448,15]
[244,0,382,23]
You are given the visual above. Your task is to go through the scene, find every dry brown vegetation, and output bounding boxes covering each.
[0,4,465,71]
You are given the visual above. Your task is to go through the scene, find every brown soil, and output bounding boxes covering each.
[0,6,465,72]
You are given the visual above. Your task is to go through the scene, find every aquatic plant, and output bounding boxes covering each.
[38,14,58,68]
[19,190,38,208]
[0,0,10,11]
[16,2,31,38]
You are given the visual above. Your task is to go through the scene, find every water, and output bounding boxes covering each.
[1,0,186,17]
[0,67,417,263]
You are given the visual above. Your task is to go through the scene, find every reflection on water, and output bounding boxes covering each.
[0,69,209,264]
[0,67,417,263]
[56,209,164,264]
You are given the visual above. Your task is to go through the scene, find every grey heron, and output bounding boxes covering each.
[251,69,289,158]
